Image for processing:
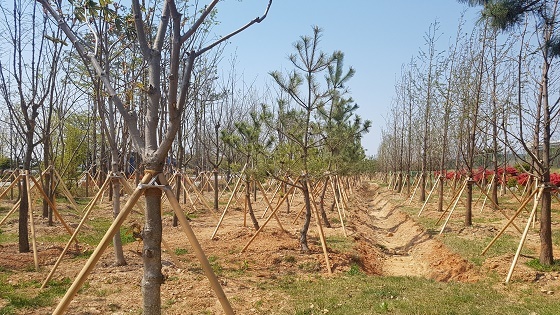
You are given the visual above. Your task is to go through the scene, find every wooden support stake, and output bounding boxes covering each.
[0,200,20,226]
[505,186,543,283]
[473,181,523,234]
[161,177,234,315]
[439,179,468,235]
[308,180,332,274]
[479,174,495,212]
[210,164,247,239]
[241,185,296,253]
[29,175,76,238]
[161,237,184,269]
[330,178,347,237]
[409,173,422,204]
[51,173,151,315]
[436,179,468,225]
[481,187,540,255]
[52,168,80,211]
[0,174,22,201]
[261,181,281,218]
[42,177,112,289]
[418,178,439,217]
[26,172,39,271]
[256,180,286,232]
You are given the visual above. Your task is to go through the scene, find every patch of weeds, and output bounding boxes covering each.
[73,249,93,259]
[553,229,560,247]
[526,259,560,272]
[80,217,112,246]
[0,230,17,243]
[120,229,137,244]
[326,235,352,253]
[208,255,223,276]
[174,248,188,256]
[283,255,297,264]
[298,260,320,272]
[347,263,363,276]
[234,259,249,274]
[0,277,70,313]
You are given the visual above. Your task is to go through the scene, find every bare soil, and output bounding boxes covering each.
[0,181,557,314]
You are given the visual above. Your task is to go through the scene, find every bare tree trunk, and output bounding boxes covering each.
[142,186,164,315]
[245,176,259,230]
[299,177,312,252]
[319,177,331,228]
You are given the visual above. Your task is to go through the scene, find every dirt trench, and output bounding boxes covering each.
[350,183,480,282]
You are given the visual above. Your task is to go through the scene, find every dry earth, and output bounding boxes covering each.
[0,180,557,314]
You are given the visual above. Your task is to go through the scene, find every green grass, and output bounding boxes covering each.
[0,229,17,243]
[270,274,560,315]
[174,248,188,256]
[208,255,224,276]
[326,235,354,253]
[0,274,70,314]
[439,233,532,266]
[526,259,560,272]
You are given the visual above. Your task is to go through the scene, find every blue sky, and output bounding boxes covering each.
[211,1,480,156]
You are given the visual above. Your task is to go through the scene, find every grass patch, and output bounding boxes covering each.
[271,274,560,314]
[208,255,223,276]
[174,248,188,256]
[440,233,529,266]
[326,235,353,253]
[0,229,17,243]
[0,276,70,314]
[526,259,560,272]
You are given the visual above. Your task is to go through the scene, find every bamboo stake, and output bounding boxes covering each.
[210,164,247,239]
[330,178,347,237]
[256,180,285,232]
[0,200,20,226]
[53,168,80,211]
[479,174,495,212]
[472,181,523,234]
[260,181,282,218]
[308,180,332,274]
[161,237,184,269]
[161,178,234,315]
[184,175,214,212]
[481,187,540,255]
[336,176,350,214]
[26,172,39,271]
[241,185,296,253]
[41,176,112,289]
[439,179,468,235]
[29,175,76,238]
[418,177,440,217]
[243,193,247,227]
[436,179,468,225]
[505,186,543,284]
[51,172,151,315]
[409,173,422,204]
[292,204,307,224]
[0,173,22,200]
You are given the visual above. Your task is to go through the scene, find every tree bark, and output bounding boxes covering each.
[142,186,164,315]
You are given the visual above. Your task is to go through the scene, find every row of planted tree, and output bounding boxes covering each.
[0,1,374,314]
[377,0,560,268]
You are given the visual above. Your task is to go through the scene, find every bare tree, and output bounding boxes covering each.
[39,0,272,313]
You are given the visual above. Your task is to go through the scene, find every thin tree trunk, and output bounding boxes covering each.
[142,186,164,315]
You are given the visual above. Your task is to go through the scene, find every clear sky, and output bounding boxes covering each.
[210,0,480,157]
